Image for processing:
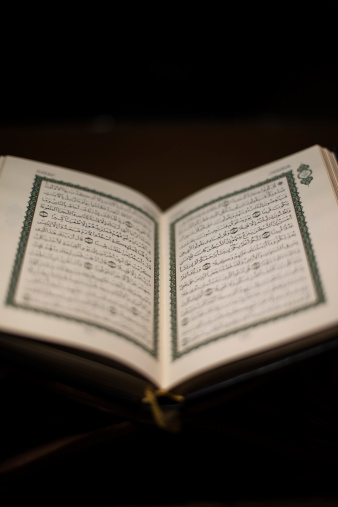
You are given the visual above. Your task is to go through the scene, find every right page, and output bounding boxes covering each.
[160,145,338,390]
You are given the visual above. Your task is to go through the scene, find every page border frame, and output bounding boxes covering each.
[6,175,160,358]
[170,171,325,360]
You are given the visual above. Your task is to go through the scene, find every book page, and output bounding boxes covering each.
[161,146,338,389]
[0,157,162,385]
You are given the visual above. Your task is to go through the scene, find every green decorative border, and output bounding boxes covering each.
[6,176,159,358]
[170,171,325,360]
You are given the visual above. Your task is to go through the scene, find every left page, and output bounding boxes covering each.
[0,156,162,385]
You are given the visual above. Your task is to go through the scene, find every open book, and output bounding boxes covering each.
[0,145,338,412]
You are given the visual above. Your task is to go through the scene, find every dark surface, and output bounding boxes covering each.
[1,119,338,211]
[1,341,338,506]
[0,121,338,505]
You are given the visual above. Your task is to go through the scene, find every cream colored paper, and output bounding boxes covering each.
[0,147,338,391]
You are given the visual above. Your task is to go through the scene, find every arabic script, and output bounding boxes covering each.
[13,178,157,352]
[172,175,320,355]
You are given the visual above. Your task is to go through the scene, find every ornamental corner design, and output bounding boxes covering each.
[297,163,313,186]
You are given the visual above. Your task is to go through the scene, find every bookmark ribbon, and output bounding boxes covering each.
[142,387,184,432]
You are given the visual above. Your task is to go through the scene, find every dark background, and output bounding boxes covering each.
[2,15,338,507]
[2,15,338,127]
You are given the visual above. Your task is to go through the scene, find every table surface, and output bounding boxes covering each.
[1,119,338,506]
[1,118,338,210]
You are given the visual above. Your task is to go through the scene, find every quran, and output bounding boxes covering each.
[0,145,338,414]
